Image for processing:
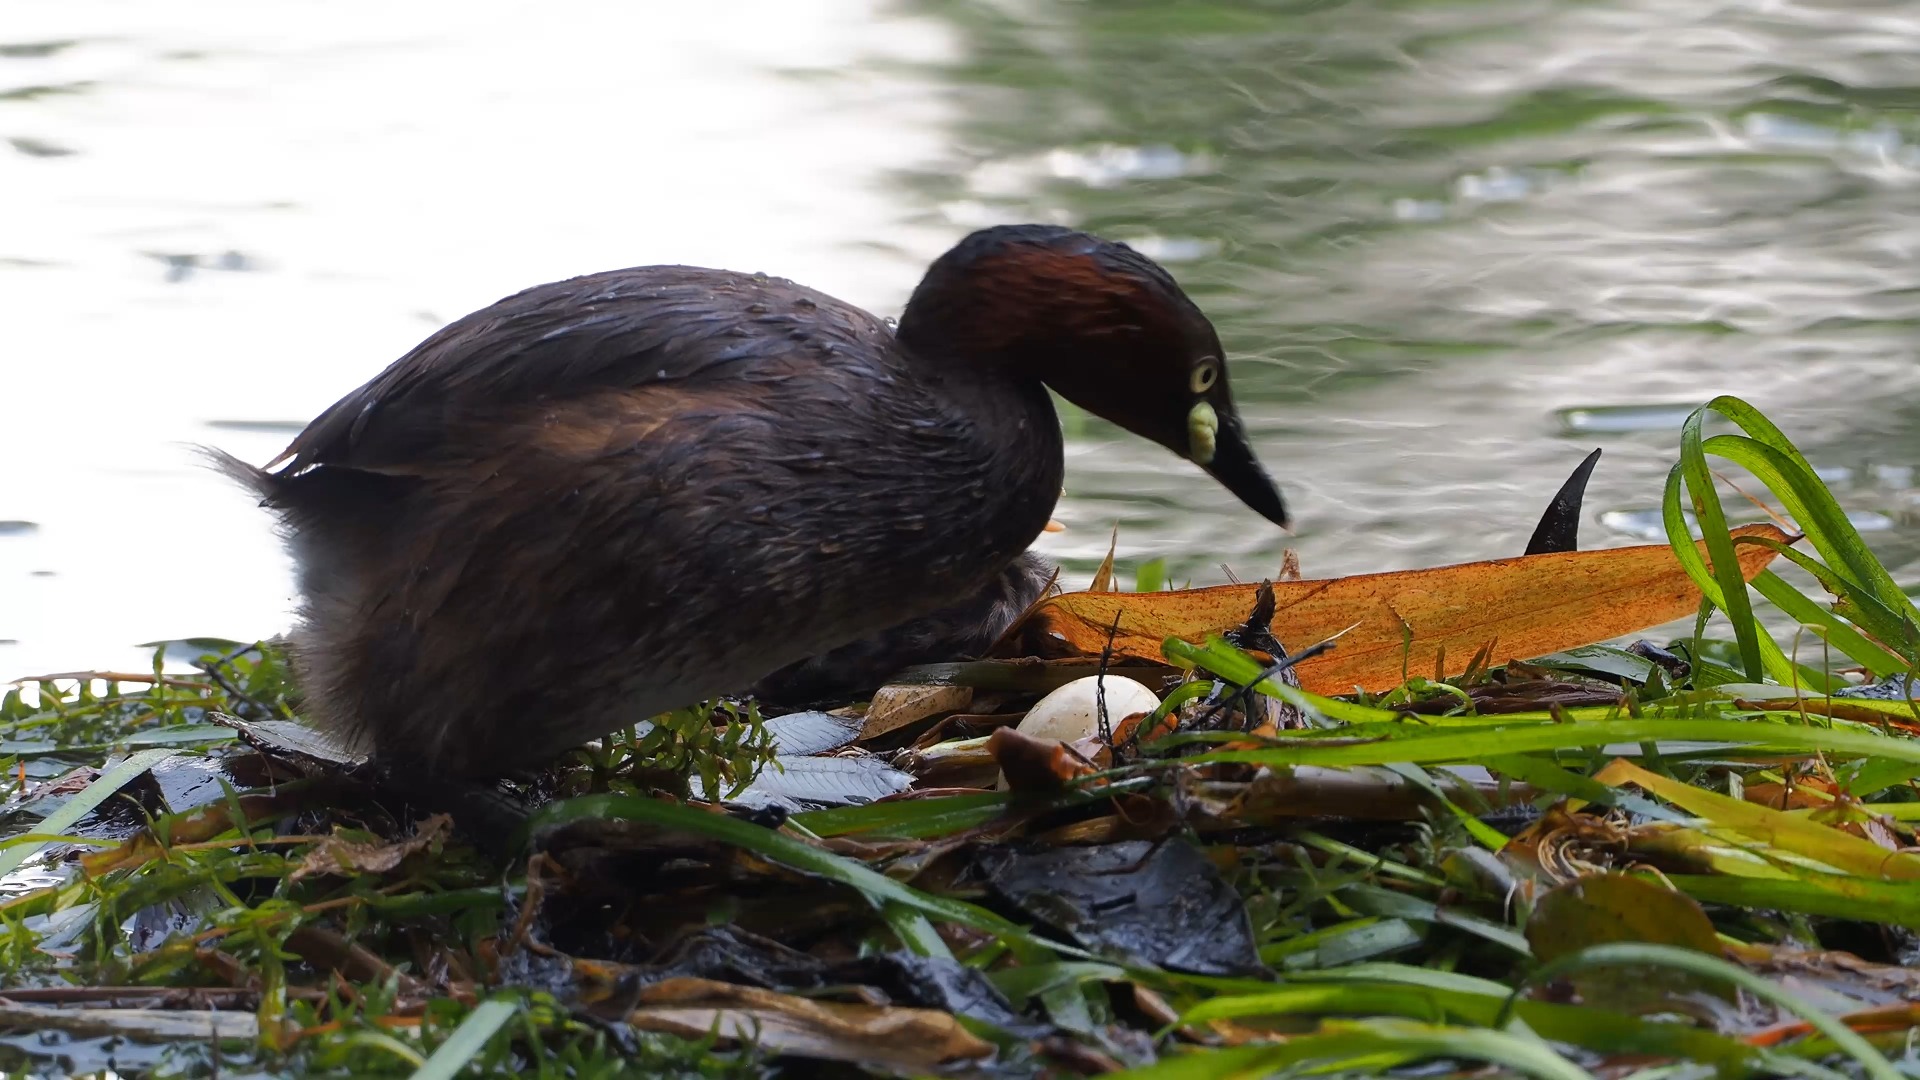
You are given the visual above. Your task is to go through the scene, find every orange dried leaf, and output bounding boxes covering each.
[1009,525,1790,694]
[617,977,994,1070]
[988,727,1099,791]
[1743,782,1830,812]
[1088,525,1119,593]
[859,685,972,742]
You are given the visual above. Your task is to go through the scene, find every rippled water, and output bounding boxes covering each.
[4,0,1918,677]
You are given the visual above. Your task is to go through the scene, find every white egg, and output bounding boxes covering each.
[1015,674,1162,745]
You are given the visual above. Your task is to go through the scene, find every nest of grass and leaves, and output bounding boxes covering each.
[2,394,1918,1079]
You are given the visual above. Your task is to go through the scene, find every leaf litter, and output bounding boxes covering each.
[1,399,1919,1077]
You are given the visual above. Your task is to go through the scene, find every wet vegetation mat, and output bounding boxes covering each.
[4,396,1920,1079]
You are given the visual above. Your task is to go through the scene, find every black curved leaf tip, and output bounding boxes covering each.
[1524,447,1603,556]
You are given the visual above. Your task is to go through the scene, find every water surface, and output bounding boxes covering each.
[3,0,1918,677]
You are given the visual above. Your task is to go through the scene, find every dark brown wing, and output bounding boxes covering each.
[269,265,896,476]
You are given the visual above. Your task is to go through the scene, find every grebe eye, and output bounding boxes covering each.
[1189,359,1219,394]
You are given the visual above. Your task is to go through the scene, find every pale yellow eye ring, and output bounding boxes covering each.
[1189,360,1219,395]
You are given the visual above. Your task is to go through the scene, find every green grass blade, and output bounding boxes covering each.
[989,961,1129,1004]
[1377,763,1509,851]
[1135,557,1167,593]
[1114,1018,1594,1080]
[1181,984,1447,1024]
[794,786,1125,839]
[1666,874,1920,931]
[1705,435,1919,658]
[1482,754,1686,823]
[879,903,954,961]
[1673,406,1766,680]
[339,1031,428,1068]
[1182,979,1757,1067]
[1161,637,1399,724]
[794,791,1011,838]
[407,998,517,1080]
[0,748,177,880]
[1663,468,1807,685]
[1338,882,1531,956]
[1699,396,1920,627]
[1750,569,1909,677]
[1186,716,1920,771]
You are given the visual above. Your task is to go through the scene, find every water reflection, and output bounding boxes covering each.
[907,0,1920,588]
[2,0,1918,676]
[0,1,963,676]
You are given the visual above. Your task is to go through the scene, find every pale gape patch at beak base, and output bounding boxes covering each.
[1187,401,1218,465]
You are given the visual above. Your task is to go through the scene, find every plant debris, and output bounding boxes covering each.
[2,396,1918,1078]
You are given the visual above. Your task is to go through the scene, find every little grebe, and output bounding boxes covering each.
[214,225,1290,777]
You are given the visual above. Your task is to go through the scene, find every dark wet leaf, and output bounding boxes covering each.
[1525,447,1602,555]
[125,890,222,953]
[1833,673,1918,701]
[1528,645,1656,684]
[215,714,364,770]
[1405,677,1625,715]
[613,924,1040,1033]
[628,925,826,989]
[831,952,1050,1038]
[978,839,1265,977]
[145,754,247,814]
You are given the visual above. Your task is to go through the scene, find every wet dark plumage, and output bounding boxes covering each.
[214,225,1288,777]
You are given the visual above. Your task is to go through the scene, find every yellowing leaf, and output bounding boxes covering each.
[1008,525,1790,694]
[1526,874,1723,960]
[1526,873,1731,1008]
[1594,758,1920,882]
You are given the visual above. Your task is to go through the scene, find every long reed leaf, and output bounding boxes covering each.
[1674,406,1766,680]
